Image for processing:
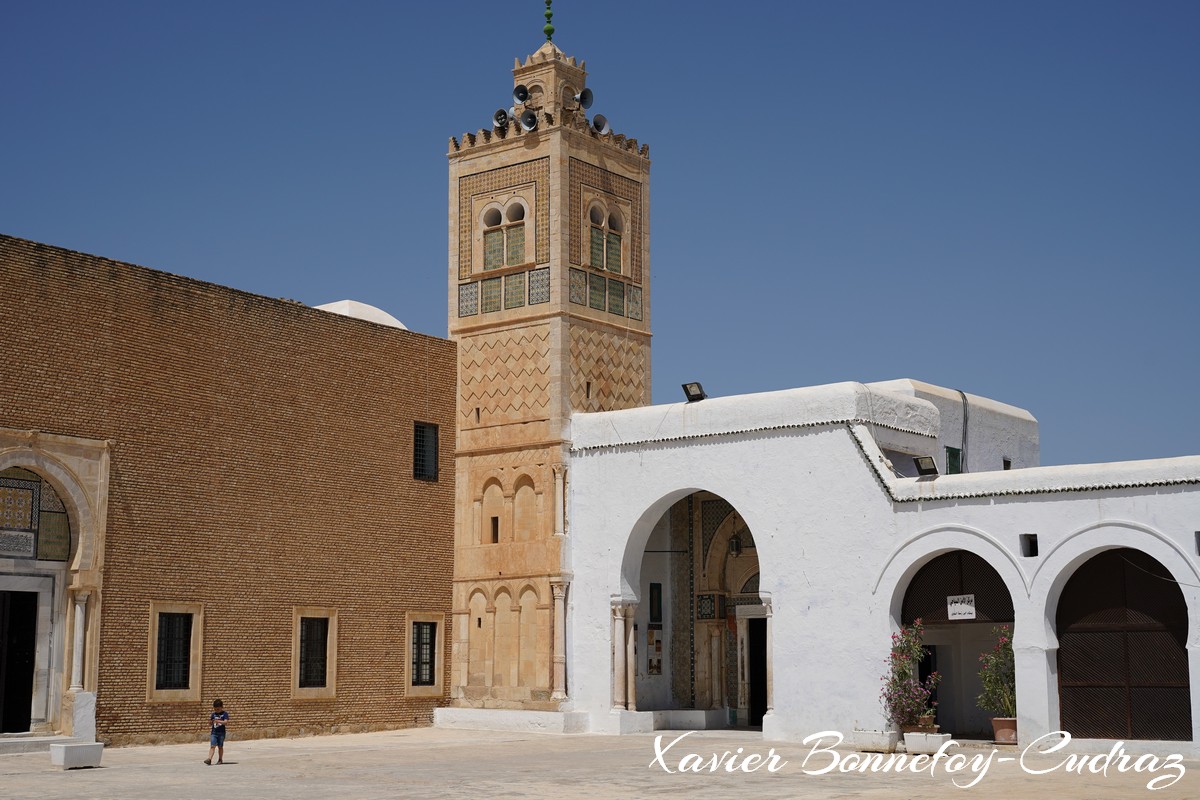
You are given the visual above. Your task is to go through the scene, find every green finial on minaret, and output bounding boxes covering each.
[544,0,555,41]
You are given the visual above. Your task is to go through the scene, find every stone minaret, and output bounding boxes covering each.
[447,36,650,710]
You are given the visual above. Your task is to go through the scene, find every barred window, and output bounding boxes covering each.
[298,616,329,688]
[155,612,193,690]
[411,621,437,687]
[587,204,623,274]
[414,422,438,481]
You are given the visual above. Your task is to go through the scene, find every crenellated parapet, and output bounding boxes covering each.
[448,111,649,159]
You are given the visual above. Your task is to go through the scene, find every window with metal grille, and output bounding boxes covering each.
[411,621,437,687]
[298,616,329,688]
[155,612,193,690]
[414,422,438,481]
[945,446,962,474]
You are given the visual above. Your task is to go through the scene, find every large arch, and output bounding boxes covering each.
[1029,521,1200,745]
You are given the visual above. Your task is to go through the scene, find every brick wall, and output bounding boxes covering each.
[0,235,456,744]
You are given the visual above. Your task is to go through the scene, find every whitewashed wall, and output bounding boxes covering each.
[565,381,1200,753]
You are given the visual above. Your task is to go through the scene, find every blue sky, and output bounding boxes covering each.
[4,1,1197,466]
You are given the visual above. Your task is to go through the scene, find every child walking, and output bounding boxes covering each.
[204,698,229,765]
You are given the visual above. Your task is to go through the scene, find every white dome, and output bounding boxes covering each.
[314,299,407,330]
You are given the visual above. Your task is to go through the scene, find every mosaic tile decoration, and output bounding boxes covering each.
[0,478,39,532]
[569,158,643,283]
[459,158,549,279]
[37,510,70,561]
[569,268,587,305]
[741,573,760,594]
[483,229,504,270]
[696,594,716,621]
[701,498,733,565]
[458,282,479,317]
[607,278,625,316]
[506,224,525,266]
[40,480,66,512]
[606,232,622,273]
[504,272,526,309]
[627,285,643,321]
[481,277,502,313]
[588,272,606,310]
[528,268,550,305]
[590,226,605,268]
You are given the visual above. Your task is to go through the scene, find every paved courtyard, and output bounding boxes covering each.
[1,727,1197,799]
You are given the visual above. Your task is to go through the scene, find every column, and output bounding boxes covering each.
[550,580,568,700]
[736,616,749,718]
[623,603,638,711]
[611,603,626,709]
[709,627,722,709]
[70,591,90,691]
[552,464,565,537]
[764,600,774,715]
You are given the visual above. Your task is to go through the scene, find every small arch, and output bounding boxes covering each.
[482,207,503,227]
[512,476,537,543]
[607,212,623,233]
[505,203,525,222]
[588,204,605,226]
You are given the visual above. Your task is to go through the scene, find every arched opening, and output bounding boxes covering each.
[900,550,1014,738]
[624,490,766,729]
[1056,547,1191,740]
[0,465,73,733]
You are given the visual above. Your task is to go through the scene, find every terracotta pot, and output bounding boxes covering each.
[991,716,1017,744]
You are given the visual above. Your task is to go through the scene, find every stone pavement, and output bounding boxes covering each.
[1,727,1197,800]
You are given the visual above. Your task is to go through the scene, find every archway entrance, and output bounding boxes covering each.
[628,491,767,728]
[0,591,38,732]
[1056,548,1191,740]
[901,550,1014,738]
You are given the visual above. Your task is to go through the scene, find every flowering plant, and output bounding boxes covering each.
[977,625,1016,717]
[880,618,941,727]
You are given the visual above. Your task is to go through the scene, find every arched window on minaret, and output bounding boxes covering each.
[588,203,622,274]
[482,201,528,271]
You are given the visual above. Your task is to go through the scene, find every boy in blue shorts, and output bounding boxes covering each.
[204,698,229,765]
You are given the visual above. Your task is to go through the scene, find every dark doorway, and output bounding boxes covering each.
[1057,548,1191,740]
[1,591,38,733]
[748,618,767,726]
[918,646,940,728]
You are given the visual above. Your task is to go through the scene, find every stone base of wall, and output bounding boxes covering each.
[434,708,589,734]
[101,720,427,747]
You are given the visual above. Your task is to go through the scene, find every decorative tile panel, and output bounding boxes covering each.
[459,158,550,279]
[569,268,587,305]
[481,277,502,313]
[40,481,66,512]
[504,272,526,309]
[627,285,643,321]
[588,273,606,310]
[0,478,38,531]
[696,594,716,620]
[569,158,644,283]
[458,282,479,317]
[701,498,733,564]
[607,279,625,316]
[528,268,550,305]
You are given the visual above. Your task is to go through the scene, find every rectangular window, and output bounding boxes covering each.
[147,601,203,702]
[505,224,525,266]
[1020,534,1039,558]
[606,232,622,273]
[414,422,438,481]
[406,612,444,697]
[292,607,337,699]
[946,446,962,475]
[588,272,606,310]
[607,278,625,316]
[590,226,605,268]
[1003,457,1012,470]
[298,616,329,688]
[155,612,193,690]
[491,516,499,544]
[483,229,504,270]
[649,583,662,624]
[411,621,437,686]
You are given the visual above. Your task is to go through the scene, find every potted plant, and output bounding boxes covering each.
[977,624,1017,743]
[881,618,941,733]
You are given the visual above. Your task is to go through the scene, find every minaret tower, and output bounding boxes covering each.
[446,7,651,712]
